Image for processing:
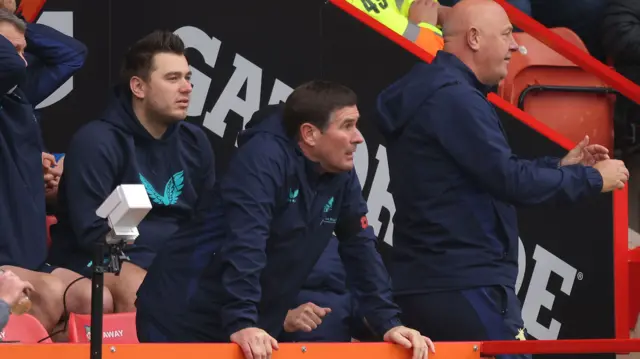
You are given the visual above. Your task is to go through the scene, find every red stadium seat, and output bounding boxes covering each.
[0,314,51,343]
[498,27,615,151]
[67,312,138,344]
[629,247,640,331]
[45,215,57,248]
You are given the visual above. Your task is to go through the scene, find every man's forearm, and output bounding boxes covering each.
[0,35,27,95]
[337,229,402,337]
[25,23,87,67]
[21,22,87,104]
[0,299,10,331]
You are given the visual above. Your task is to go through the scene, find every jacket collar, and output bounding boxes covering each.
[433,51,493,95]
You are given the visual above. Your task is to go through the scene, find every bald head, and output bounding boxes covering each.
[441,0,518,85]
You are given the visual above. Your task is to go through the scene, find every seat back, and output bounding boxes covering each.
[0,314,51,343]
[67,312,139,344]
[498,28,614,151]
[46,215,57,248]
[629,247,640,331]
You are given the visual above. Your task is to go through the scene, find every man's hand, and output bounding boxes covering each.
[283,302,332,333]
[42,153,62,187]
[593,159,629,192]
[384,326,435,359]
[0,0,16,13]
[230,327,279,359]
[0,269,33,307]
[408,0,439,27]
[559,135,610,167]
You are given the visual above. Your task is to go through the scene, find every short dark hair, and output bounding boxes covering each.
[0,9,26,33]
[283,80,358,138]
[120,30,185,84]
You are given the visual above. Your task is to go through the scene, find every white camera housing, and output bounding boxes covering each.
[96,184,152,245]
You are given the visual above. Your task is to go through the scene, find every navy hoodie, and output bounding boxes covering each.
[136,106,400,342]
[47,86,215,271]
[0,23,87,270]
[374,51,604,295]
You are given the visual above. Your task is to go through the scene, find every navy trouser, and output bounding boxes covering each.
[136,311,170,343]
[395,286,531,359]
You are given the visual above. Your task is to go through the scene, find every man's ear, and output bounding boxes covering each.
[300,123,319,147]
[130,76,145,99]
[467,27,481,51]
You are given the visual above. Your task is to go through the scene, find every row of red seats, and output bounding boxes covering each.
[0,312,138,344]
[498,27,615,152]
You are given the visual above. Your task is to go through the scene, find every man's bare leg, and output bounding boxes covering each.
[104,262,146,313]
[0,265,64,332]
[50,268,115,314]
[49,268,115,342]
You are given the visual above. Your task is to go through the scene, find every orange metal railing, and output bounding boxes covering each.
[2,341,640,359]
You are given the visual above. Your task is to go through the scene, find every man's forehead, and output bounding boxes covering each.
[151,53,189,73]
[332,105,360,121]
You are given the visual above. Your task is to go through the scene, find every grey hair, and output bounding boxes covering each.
[0,9,26,33]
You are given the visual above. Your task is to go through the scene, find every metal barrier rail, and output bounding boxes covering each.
[1,341,640,359]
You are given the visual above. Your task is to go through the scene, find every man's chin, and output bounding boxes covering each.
[340,161,355,172]
[168,112,187,122]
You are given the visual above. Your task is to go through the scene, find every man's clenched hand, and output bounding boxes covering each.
[283,302,331,333]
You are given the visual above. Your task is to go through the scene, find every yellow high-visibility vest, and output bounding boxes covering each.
[346,0,444,56]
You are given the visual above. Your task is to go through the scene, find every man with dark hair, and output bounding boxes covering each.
[136,80,434,359]
[0,3,96,333]
[47,30,216,313]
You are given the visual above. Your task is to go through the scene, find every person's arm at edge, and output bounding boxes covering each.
[218,136,282,337]
[0,33,26,95]
[60,126,123,252]
[335,170,402,339]
[427,88,603,206]
[0,299,9,331]
[601,0,640,64]
[21,21,87,105]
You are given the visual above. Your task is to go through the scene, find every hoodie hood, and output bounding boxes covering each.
[238,103,289,148]
[99,85,179,141]
[375,51,490,141]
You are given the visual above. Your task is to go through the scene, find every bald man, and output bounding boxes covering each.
[373,0,628,356]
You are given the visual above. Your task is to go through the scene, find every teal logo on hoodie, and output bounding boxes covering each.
[323,197,334,213]
[321,197,337,224]
[139,171,184,206]
[288,188,299,203]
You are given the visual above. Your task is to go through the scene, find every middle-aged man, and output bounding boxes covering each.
[137,81,435,359]
[373,0,629,358]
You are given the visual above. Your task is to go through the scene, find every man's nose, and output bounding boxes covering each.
[181,80,193,93]
[509,35,519,52]
[353,129,364,144]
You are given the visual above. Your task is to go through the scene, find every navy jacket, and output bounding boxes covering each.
[374,51,604,295]
[48,86,215,271]
[136,106,400,342]
[278,236,373,342]
[0,23,86,269]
